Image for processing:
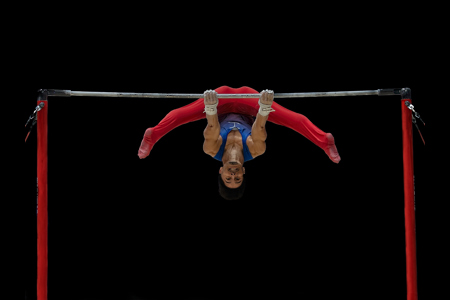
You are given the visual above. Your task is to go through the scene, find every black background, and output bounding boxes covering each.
[24,9,430,300]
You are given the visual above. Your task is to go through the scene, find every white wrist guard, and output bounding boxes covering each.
[258,100,276,116]
[203,102,218,115]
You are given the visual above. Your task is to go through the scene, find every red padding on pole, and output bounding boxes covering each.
[401,99,418,300]
[37,100,48,300]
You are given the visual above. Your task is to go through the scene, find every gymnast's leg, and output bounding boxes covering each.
[267,102,341,163]
[137,99,205,158]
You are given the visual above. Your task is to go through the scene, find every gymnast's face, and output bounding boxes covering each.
[219,163,246,188]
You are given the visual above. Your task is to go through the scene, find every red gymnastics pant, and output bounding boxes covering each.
[138,86,341,163]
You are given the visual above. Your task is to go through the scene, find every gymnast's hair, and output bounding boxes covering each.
[217,174,246,200]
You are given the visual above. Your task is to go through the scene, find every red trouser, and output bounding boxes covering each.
[138,86,340,163]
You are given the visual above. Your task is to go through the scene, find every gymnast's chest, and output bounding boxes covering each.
[225,128,244,146]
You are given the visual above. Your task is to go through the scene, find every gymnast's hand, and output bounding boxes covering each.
[204,89,218,106]
[260,89,274,106]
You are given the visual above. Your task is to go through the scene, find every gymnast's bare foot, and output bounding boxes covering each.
[138,128,154,159]
[324,133,341,163]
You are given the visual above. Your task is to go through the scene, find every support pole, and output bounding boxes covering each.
[37,89,48,300]
[401,88,418,300]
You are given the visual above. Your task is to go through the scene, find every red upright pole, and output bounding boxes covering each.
[37,90,48,300]
[401,88,418,300]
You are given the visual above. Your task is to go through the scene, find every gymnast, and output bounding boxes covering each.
[138,86,341,200]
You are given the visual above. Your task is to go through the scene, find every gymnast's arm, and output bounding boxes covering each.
[249,112,268,155]
[203,90,221,156]
[248,90,273,156]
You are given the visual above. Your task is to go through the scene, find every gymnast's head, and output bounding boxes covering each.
[218,161,246,200]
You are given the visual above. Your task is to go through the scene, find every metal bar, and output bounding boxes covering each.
[275,90,379,98]
[47,89,397,99]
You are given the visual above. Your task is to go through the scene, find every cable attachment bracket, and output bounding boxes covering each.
[404,101,425,126]
[25,102,45,142]
[404,101,425,145]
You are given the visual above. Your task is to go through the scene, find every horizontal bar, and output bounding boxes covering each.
[46,89,401,99]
